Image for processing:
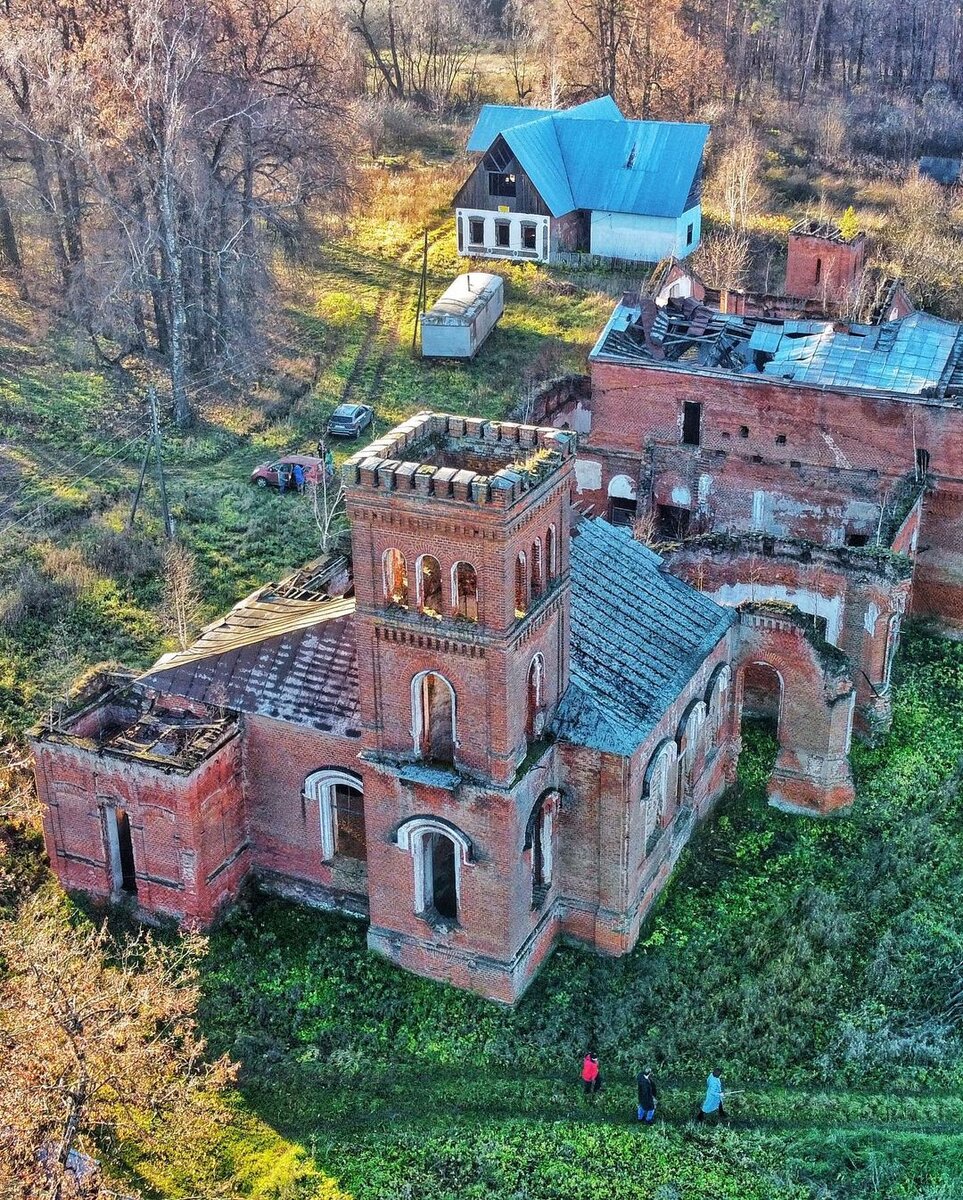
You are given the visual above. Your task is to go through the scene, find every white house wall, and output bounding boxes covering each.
[589,206,702,262]
[456,209,550,263]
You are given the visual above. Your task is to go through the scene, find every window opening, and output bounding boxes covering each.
[495,221,511,248]
[521,222,537,251]
[656,505,690,540]
[416,672,455,764]
[546,525,558,580]
[916,448,930,478]
[686,222,694,246]
[775,433,787,445]
[469,217,484,246]
[457,217,464,252]
[527,655,545,740]
[110,807,137,894]
[515,551,528,617]
[417,554,443,616]
[845,532,870,547]
[608,496,637,526]
[739,425,749,438]
[488,172,517,198]
[334,783,366,860]
[530,539,543,599]
[815,257,822,284]
[682,402,701,446]
[453,561,478,621]
[383,548,409,607]
[426,832,458,919]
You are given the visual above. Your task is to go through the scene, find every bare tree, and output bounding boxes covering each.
[162,541,202,650]
[309,465,347,553]
[0,899,234,1200]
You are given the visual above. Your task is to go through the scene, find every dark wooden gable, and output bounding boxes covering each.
[454,135,552,217]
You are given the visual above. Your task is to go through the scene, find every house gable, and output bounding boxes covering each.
[454,135,554,217]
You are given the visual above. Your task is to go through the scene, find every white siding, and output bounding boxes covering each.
[589,206,702,262]
[456,208,550,263]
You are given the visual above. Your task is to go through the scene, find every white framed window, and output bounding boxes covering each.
[526,653,546,740]
[705,664,731,742]
[642,740,678,841]
[677,701,707,798]
[397,817,472,923]
[525,790,559,905]
[411,671,457,763]
[304,769,365,861]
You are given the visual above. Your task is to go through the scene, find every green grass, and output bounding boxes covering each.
[141,630,963,1200]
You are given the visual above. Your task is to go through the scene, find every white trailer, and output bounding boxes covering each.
[420,272,504,360]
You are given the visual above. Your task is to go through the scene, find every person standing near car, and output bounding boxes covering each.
[293,463,305,494]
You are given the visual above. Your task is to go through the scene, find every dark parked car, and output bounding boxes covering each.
[327,403,374,438]
[250,454,327,490]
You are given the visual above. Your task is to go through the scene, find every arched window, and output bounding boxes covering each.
[515,551,529,617]
[383,548,408,607]
[526,654,545,740]
[530,538,543,599]
[412,671,456,763]
[304,769,366,861]
[883,614,901,690]
[677,702,707,800]
[546,525,558,581]
[452,561,478,622]
[417,554,444,617]
[704,665,731,743]
[397,817,472,924]
[642,741,677,845]
[525,790,559,907]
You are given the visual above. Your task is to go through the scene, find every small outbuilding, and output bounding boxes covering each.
[420,272,504,360]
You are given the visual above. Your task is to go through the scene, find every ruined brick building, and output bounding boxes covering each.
[30,220,947,1004]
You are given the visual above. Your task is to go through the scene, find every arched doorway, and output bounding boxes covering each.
[741,661,783,737]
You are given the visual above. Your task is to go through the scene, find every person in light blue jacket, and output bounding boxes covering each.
[696,1068,727,1122]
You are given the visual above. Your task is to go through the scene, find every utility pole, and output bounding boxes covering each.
[127,436,153,530]
[411,229,429,354]
[149,386,174,539]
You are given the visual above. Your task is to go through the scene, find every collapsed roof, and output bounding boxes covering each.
[591,295,963,402]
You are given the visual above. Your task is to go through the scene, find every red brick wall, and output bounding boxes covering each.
[785,232,866,301]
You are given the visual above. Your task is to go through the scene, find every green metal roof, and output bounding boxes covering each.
[554,520,734,755]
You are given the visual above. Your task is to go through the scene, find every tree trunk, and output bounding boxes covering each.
[0,179,27,298]
[158,169,190,427]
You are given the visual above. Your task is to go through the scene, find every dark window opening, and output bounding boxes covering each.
[482,142,513,172]
[521,222,537,250]
[488,172,517,198]
[682,401,702,447]
[527,656,545,741]
[813,614,829,641]
[686,222,694,246]
[608,496,637,526]
[334,784,366,860]
[775,433,787,445]
[530,540,543,599]
[750,454,763,463]
[457,217,464,252]
[739,425,749,438]
[846,533,870,547]
[815,257,822,284]
[469,218,484,246]
[428,832,457,920]
[114,808,137,894]
[495,221,511,248]
[916,448,930,477]
[790,459,801,468]
[656,505,691,540]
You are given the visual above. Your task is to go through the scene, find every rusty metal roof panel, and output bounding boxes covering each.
[140,593,361,736]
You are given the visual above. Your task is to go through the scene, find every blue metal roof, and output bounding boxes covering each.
[465,96,707,219]
[554,520,734,756]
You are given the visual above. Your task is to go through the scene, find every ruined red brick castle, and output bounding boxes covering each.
[31,222,945,1004]
[31,404,863,1003]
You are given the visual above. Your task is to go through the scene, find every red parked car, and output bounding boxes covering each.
[250,454,327,491]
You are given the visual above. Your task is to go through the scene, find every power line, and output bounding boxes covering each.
[0,432,149,541]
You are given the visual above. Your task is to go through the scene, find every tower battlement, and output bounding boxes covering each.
[342,412,577,508]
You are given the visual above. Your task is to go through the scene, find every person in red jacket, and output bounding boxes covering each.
[581,1051,601,1098]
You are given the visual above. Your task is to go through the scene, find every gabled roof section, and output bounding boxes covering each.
[465,96,707,219]
[554,520,734,756]
[139,568,361,737]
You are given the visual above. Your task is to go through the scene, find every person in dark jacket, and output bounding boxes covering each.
[637,1068,657,1122]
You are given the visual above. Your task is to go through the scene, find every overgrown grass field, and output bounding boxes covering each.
[108,630,963,1200]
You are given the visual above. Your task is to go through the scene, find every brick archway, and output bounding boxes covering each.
[736,608,856,814]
